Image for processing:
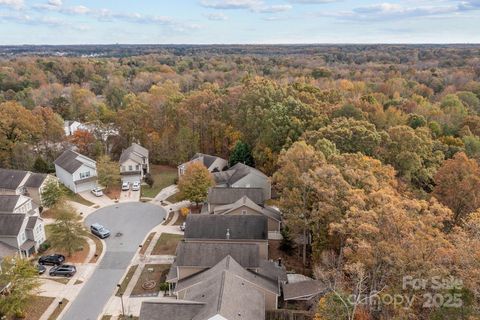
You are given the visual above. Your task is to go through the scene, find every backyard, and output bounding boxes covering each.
[141,165,177,198]
[131,264,170,296]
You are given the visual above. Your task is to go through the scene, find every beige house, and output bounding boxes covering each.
[178,153,228,177]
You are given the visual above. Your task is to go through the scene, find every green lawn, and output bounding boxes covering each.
[61,185,94,206]
[141,165,178,198]
[165,192,184,204]
[151,233,183,255]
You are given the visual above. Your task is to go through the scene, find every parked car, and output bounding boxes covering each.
[91,187,103,197]
[180,222,186,231]
[49,264,76,277]
[37,264,46,275]
[121,181,130,191]
[90,223,111,239]
[132,181,140,191]
[38,254,65,266]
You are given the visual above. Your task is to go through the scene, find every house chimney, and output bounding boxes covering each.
[226,228,230,240]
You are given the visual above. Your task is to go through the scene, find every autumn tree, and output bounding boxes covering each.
[433,152,480,225]
[48,202,87,257]
[97,155,121,190]
[69,129,95,157]
[0,101,42,167]
[177,162,215,206]
[0,257,40,319]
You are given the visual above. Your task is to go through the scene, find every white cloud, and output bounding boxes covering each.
[205,12,228,20]
[200,0,292,13]
[0,0,24,10]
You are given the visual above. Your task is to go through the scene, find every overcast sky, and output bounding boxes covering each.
[0,0,479,44]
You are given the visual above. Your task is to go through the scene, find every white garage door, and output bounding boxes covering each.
[122,174,141,184]
[75,181,97,193]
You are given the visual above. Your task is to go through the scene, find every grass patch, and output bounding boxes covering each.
[141,165,177,198]
[16,296,55,320]
[47,298,68,320]
[139,232,156,255]
[74,280,83,285]
[131,264,170,296]
[101,316,112,320]
[48,278,70,285]
[116,265,138,297]
[151,233,183,255]
[163,211,174,225]
[61,185,94,206]
[165,192,184,204]
[87,233,103,263]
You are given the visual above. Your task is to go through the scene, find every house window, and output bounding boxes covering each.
[136,164,140,170]
[129,165,133,171]
[122,165,126,172]
[242,210,247,215]
[80,171,91,179]
[20,232,26,242]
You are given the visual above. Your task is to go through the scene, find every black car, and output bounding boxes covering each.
[49,264,76,277]
[36,264,47,275]
[38,254,65,266]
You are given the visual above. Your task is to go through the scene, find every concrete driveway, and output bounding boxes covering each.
[119,189,140,202]
[79,191,115,207]
[61,202,166,320]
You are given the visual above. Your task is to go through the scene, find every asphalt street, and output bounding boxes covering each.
[61,202,166,320]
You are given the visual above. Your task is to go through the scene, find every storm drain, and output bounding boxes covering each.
[115,232,123,237]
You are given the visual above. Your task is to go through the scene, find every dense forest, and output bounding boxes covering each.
[1,45,480,319]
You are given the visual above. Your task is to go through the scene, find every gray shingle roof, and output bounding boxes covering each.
[185,215,268,240]
[176,242,260,268]
[0,169,28,190]
[207,187,264,205]
[24,173,48,188]
[176,255,279,295]
[257,260,288,283]
[139,301,204,320]
[119,143,148,164]
[0,213,26,236]
[26,216,39,230]
[0,241,18,258]
[54,150,84,174]
[213,163,267,185]
[0,195,20,212]
[190,153,226,171]
[282,280,327,301]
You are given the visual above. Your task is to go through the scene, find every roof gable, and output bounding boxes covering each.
[24,173,48,188]
[119,143,149,164]
[0,213,26,236]
[0,169,29,190]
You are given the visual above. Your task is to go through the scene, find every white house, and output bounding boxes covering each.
[54,149,98,193]
[0,195,45,258]
[0,195,39,216]
[0,214,46,258]
[119,143,149,183]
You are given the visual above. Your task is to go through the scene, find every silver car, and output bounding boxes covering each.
[90,223,111,239]
[132,181,140,191]
[121,181,130,191]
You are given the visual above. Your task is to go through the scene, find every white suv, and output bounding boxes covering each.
[91,187,103,197]
[121,182,130,191]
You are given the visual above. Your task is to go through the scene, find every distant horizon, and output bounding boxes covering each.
[1,0,480,45]
[2,43,480,46]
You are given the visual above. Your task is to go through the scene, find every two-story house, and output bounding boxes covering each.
[0,195,45,258]
[119,143,149,183]
[54,149,98,193]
